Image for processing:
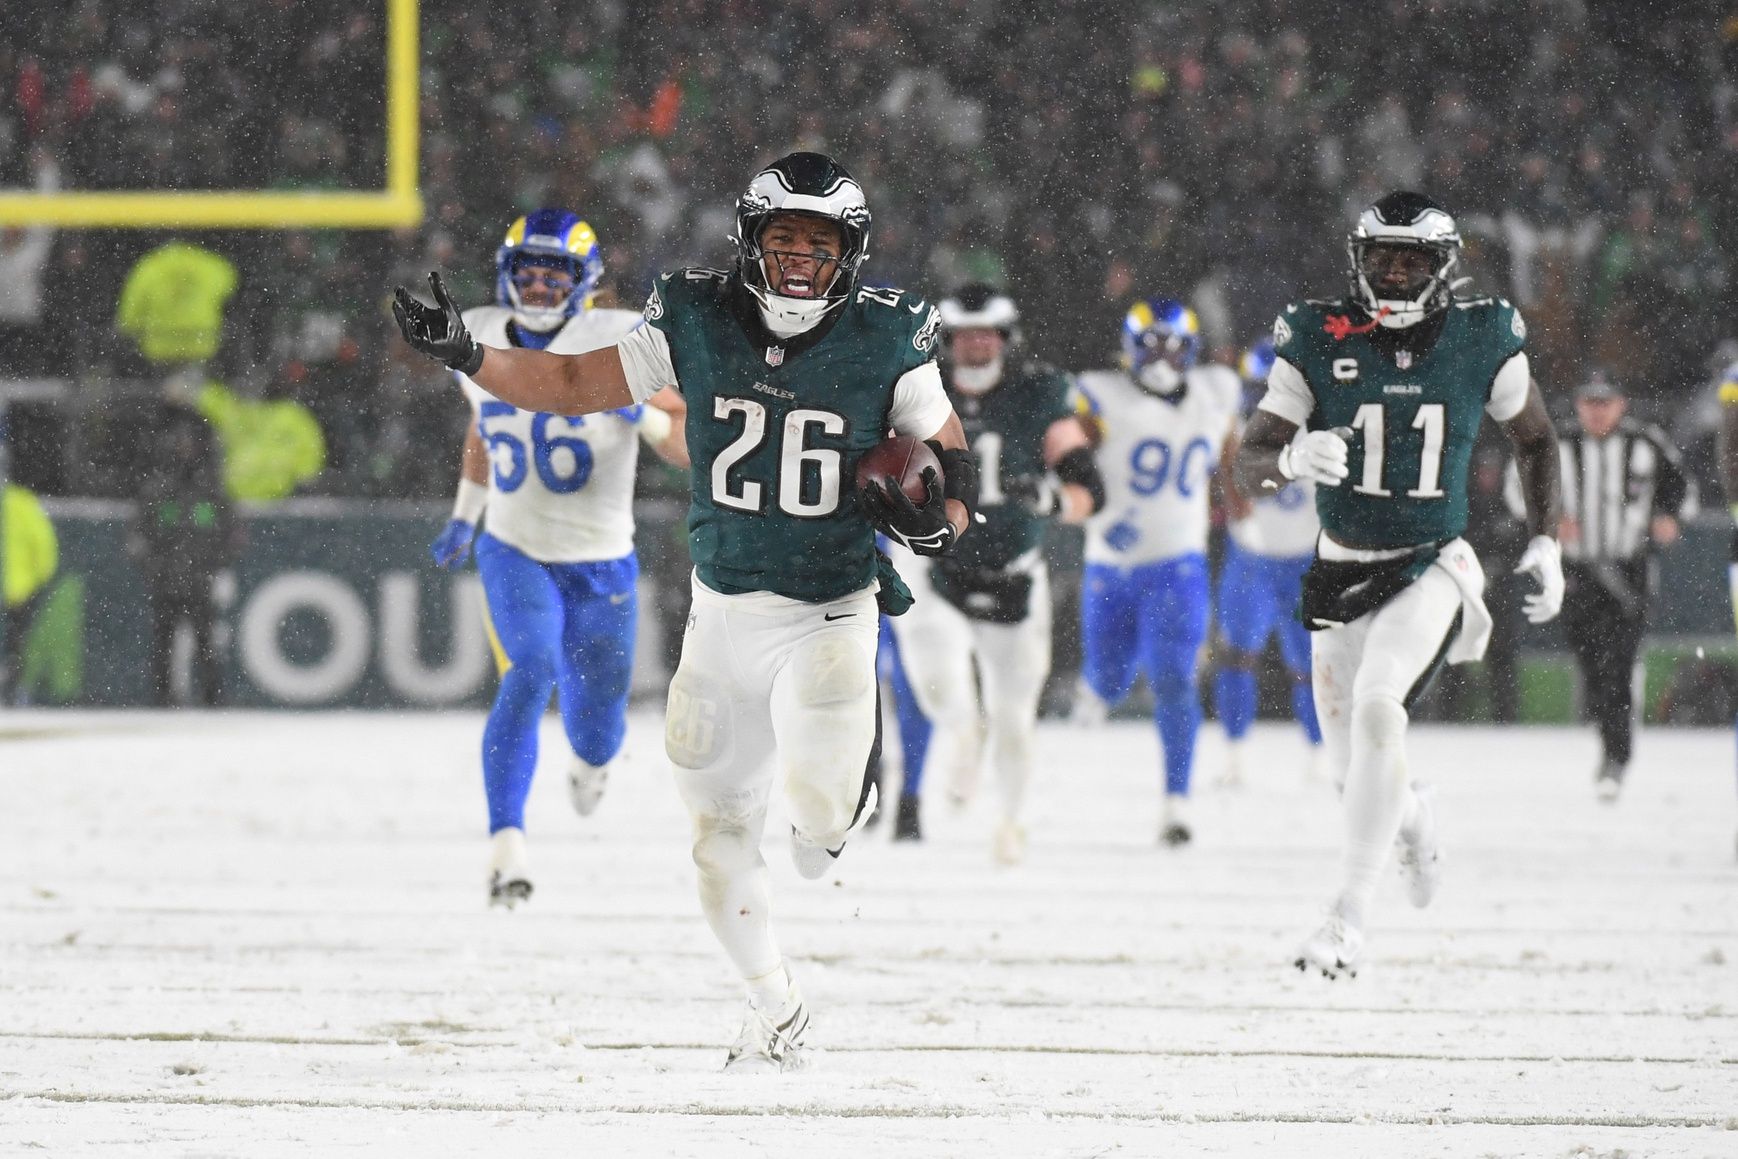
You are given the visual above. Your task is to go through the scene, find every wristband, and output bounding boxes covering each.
[637,404,674,446]
[452,477,488,523]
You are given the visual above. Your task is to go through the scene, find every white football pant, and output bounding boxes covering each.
[890,553,1052,825]
[1312,559,1466,925]
[665,574,879,989]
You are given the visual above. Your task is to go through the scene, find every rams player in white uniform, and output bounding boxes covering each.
[1075,300,1242,845]
[1212,338,1323,784]
[428,210,686,906]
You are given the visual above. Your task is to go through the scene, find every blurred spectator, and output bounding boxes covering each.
[115,239,237,387]
[0,1,1733,497]
[126,407,238,706]
[3,480,57,702]
[195,381,325,502]
[0,151,57,377]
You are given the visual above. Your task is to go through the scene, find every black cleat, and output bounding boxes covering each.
[893,794,923,842]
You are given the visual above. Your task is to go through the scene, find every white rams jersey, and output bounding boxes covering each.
[1077,364,1241,566]
[459,305,648,563]
[1230,465,1319,559]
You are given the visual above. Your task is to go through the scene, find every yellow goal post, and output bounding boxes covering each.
[0,0,422,229]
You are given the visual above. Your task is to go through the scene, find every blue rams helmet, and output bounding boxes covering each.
[1238,337,1275,386]
[495,208,604,332]
[1121,298,1199,395]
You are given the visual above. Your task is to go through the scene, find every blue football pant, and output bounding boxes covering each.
[1212,542,1321,746]
[475,533,637,834]
[877,617,933,797]
[1081,555,1209,797]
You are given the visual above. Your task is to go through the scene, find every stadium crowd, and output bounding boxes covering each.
[0,0,1734,499]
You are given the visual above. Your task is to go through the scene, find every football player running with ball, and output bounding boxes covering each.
[1074,300,1243,847]
[886,284,1103,864]
[1235,192,1563,978]
[395,153,976,1071]
[427,210,686,909]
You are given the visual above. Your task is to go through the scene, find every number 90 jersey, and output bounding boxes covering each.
[458,305,647,563]
[1076,365,1241,567]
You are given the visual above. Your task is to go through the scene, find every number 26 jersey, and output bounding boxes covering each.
[458,305,647,563]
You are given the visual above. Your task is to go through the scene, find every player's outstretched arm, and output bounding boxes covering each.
[393,272,636,416]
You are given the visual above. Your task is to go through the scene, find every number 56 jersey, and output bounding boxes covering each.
[1076,364,1242,567]
[458,305,647,563]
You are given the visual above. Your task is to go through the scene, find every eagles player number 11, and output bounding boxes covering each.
[1347,402,1446,499]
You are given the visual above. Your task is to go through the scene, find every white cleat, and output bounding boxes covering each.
[1294,910,1363,979]
[1159,794,1192,847]
[567,756,610,817]
[724,985,810,1073]
[487,827,532,909]
[1395,784,1442,908]
[992,817,1027,866]
[1595,759,1625,804]
[1070,678,1108,728]
[792,784,877,880]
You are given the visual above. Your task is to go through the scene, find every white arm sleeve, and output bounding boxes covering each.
[614,323,678,404]
[1255,357,1314,426]
[1485,351,1531,421]
[887,361,953,439]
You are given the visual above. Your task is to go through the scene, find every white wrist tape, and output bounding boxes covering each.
[451,477,488,523]
[637,404,674,446]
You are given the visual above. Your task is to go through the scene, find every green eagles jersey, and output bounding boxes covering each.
[1271,296,1526,548]
[949,363,1072,570]
[646,269,943,601]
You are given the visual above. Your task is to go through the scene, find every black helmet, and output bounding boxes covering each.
[730,152,871,328]
[1347,191,1462,329]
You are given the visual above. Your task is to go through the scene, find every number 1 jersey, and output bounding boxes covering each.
[458,305,646,563]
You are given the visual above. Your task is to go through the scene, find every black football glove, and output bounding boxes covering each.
[858,466,957,557]
[1007,472,1065,517]
[392,271,484,375]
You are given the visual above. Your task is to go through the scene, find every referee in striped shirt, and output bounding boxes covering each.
[1554,373,1694,800]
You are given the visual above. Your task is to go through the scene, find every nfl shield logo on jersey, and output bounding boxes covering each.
[1395,351,1413,369]
[766,345,785,367]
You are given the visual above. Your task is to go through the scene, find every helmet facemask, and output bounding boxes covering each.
[504,255,582,332]
[495,209,604,333]
[1121,300,1199,397]
[1347,192,1462,330]
[939,284,1019,395]
[731,153,871,337]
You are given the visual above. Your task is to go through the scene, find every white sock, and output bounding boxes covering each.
[746,962,792,1013]
[1336,695,1414,927]
[692,823,782,987]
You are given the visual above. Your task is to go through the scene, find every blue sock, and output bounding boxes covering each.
[1154,695,1201,797]
[1214,668,1257,741]
[482,663,550,833]
[1293,679,1322,746]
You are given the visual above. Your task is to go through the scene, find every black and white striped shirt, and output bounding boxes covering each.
[1552,418,1694,563]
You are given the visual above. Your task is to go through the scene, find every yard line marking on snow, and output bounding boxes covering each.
[2,1030,1730,1066]
[2,1089,1726,1130]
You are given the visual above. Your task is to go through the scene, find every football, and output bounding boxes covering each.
[854,435,941,504]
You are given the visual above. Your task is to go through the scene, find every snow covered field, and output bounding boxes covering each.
[3,710,1735,1157]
